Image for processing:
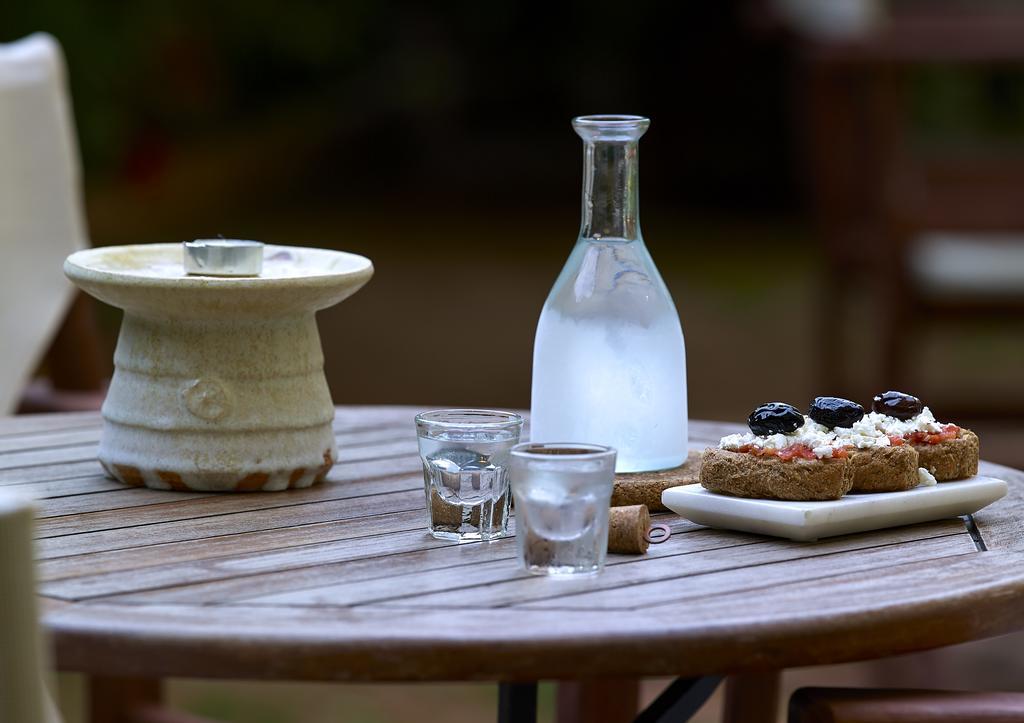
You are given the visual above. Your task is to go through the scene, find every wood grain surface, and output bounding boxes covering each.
[3,406,1023,683]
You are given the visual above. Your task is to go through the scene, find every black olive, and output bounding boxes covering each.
[808,396,864,429]
[872,390,923,420]
[748,402,804,436]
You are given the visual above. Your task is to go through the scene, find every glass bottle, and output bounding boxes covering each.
[530,115,688,473]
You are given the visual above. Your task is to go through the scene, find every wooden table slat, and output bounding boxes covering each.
[38,507,428,583]
[0,427,104,455]
[35,458,422,538]
[0,411,101,437]
[0,460,105,486]
[40,506,440,600]
[3,475,126,499]
[66,519,701,606]
[369,521,972,610]
[228,523,966,610]
[0,443,103,472]
[518,528,975,611]
[36,482,424,559]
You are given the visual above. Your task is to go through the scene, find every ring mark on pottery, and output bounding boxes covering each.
[182,378,231,421]
[237,472,269,491]
[157,470,191,492]
[113,465,145,487]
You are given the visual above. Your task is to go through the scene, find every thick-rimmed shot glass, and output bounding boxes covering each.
[509,442,617,575]
[415,409,523,542]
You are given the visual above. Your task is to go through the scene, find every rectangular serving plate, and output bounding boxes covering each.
[661,476,1008,542]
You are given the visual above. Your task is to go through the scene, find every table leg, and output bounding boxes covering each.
[499,682,538,723]
[722,671,780,723]
[88,676,161,723]
[556,679,639,723]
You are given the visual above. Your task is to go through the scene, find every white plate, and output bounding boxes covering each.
[661,476,1008,542]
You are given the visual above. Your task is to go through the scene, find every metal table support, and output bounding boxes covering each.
[634,676,722,723]
[498,682,538,723]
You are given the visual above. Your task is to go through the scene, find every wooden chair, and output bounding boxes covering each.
[798,2,1024,413]
[17,292,107,414]
[0,33,106,415]
[882,160,1024,418]
[790,687,1024,722]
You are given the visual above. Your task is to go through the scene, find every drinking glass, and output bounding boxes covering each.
[415,409,523,542]
[509,442,617,575]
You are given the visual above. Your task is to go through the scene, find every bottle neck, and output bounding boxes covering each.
[580,139,641,242]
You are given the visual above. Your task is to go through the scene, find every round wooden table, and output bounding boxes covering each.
[6,407,1024,722]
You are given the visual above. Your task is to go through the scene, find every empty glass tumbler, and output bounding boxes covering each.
[510,442,617,575]
[415,409,523,542]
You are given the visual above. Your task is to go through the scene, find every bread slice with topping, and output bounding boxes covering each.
[700,448,854,501]
[864,395,980,483]
[914,428,979,481]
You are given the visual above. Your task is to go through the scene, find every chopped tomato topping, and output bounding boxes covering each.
[777,443,817,461]
[888,435,904,446]
[737,444,768,456]
[832,447,850,459]
[907,424,959,446]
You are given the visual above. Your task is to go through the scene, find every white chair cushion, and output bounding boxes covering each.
[0,33,87,413]
[910,232,1024,297]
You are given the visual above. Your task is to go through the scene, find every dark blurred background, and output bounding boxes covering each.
[11,1,1024,458]
[7,1,1024,721]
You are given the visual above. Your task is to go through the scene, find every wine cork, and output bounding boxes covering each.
[607,504,651,554]
[612,450,702,511]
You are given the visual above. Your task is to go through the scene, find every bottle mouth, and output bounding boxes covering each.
[573,114,650,142]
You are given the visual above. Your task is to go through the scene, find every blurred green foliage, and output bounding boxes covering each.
[913,65,1024,146]
[1,2,800,210]
[4,1,379,173]
[6,2,1024,207]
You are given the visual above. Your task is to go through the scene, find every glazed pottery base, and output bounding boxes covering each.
[98,424,338,492]
[100,454,335,492]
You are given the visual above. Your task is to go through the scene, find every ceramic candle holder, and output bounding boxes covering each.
[64,243,373,492]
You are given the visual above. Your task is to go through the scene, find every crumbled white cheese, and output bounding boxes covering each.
[917,467,938,487]
[803,418,831,435]
[864,407,945,436]
[831,416,892,449]
[720,415,846,459]
[722,407,952,460]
